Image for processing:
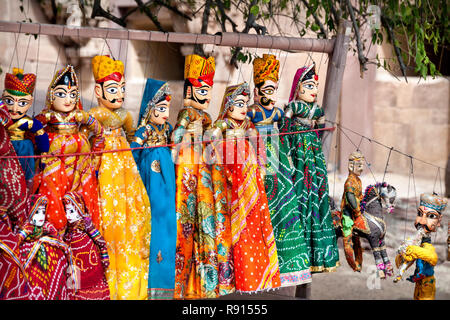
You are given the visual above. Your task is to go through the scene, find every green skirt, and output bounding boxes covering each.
[278,123,339,272]
[256,124,312,285]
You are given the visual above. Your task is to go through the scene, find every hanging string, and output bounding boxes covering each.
[8,23,22,72]
[21,33,32,71]
[0,126,335,160]
[410,156,418,207]
[332,131,339,200]
[52,27,66,77]
[31,25,41,117]
[382,146,393,183]
[89,29,111,110]
[404,158,413,240]
[139,34,153,103]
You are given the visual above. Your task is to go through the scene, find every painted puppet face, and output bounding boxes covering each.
[184,81,212,110]
[65,202,82,224]
[415,206,442,234]
[52,84,78,113]
[2,91,34,120]
[150,98,170,126]
[349,159,364,176]
[227,94,249,121]
[30,205,46,227]
[298,78,319,103]
[254,79,278,110]
[95,77,126,110]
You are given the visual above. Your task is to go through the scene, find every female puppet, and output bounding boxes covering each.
[247,54,312,286]
[280,63,339,272]
[0,103,30,300]
[88,55,151,300]
[34,65,104,231]
[63,192,110,300]
[213,82,281,292]
[2,68,49,187]
[172,54,222,299]
[131,78,176,300]
[17,194,77,300]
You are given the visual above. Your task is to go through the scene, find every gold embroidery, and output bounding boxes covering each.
[151,160,161,173]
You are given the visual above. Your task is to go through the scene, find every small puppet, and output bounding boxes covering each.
[131,78,176,300]
[63,192,110,300]
[88,55,151,300]
[394,193,447,300]
[17,194,77,300]
[34,65,104,231]
[2,68,49,187]
[212,82,281,292]
[279,62,339,272]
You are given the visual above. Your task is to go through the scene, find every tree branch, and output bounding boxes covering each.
[380,13,408,82]
[134,0,165,32]
[345,0,368,76]
[301,0,328,38]
[91,0,127,27]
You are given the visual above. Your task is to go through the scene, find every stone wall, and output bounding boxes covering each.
[371,70,449,180]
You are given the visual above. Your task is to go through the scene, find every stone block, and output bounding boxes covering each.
[413,79,450,111]
[373,81,397,108]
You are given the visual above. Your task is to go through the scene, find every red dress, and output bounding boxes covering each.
[0,105,30,300]
[64,218,110,300]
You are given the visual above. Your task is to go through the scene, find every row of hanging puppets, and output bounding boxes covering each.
[0,53,448,301]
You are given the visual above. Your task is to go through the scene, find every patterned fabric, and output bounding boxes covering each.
[248,104,312,285]
[280,100,339,272]
[88,105,151,300]
[288,64,315,103]
[91,55,124,83]
[131,78,177,300]
[64,219,110,300]
[184,54,215,86]
[0,105,30,229]
[34,65,103,231]
[4,68,36,96]
[18,195,75,300]
[8,116,49,181]
[173,106,222,299]
[253,54,280,85]
[419,193,448,213]
[137,78,171,126]
[212,115,281,292]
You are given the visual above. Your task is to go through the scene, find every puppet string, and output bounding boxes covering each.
[0,127,335,159]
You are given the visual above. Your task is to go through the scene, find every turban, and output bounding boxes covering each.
[91,55,124,83]
[4,68,36,96]
[184,54,215,87]
[253,54,280,85]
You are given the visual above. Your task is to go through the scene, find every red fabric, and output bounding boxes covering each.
[4,72,36,95]
[187,72,214,87]
[95,72,123,84]
[64,225,110,300]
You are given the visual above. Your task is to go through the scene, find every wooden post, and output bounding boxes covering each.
[294,19,352,300]
[321,19,352,163]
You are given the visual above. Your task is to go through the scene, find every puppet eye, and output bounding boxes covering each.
[121,86,126,93]
[54,91,66,98]
[196,89,208,96]
[106,87,118,94]
[4,98,14,105]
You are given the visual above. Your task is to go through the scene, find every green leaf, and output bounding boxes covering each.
[250,5,259,16]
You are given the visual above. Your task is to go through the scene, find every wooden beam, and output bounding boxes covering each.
[0,21,335,53]
[321,19,352,163]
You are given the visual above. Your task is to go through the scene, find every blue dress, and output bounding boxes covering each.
[7,116,49,181]
[131,121,176,299]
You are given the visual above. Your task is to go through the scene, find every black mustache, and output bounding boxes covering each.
[109,98,124,104]
[415,223,432,232]
[9,110,25,115]
[260,97,273,106]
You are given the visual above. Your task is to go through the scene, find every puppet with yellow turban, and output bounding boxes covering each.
[172,54,225,299]
[248,54,312,286]
[86,55,151,300]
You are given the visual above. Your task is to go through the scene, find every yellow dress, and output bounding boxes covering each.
[87,105,151,300]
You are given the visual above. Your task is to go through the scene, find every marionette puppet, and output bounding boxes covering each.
[394,193,447,300]
[279,62,339,272]
[212,82,281,292]
[2,68,49,188]
[247,54,312,286]
[130,78,176,300]
[335,151,396,278]
[88,55,151,300]
[0,102,30,300]
[17,194,77,300]
[34,65,104,232]
[62,192,110,300]
[172,54,223,299]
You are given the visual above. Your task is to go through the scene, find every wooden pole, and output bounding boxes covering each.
[321,19,352,163]
[0,20,334,53]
